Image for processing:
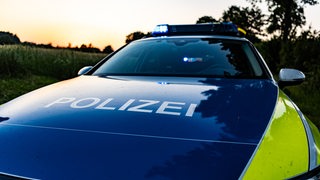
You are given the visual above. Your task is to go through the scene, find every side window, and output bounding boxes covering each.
[242,44,263,76]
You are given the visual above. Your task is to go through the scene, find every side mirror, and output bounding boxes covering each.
[278,68,305,88]
[78,66,93,76]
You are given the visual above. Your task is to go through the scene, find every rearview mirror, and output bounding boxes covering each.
[78,66,93,76]
[278,68,305,88]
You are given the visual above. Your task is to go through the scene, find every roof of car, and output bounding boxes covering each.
[140,35,249,43]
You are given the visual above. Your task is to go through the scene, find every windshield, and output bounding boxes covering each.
[93,37,266,78]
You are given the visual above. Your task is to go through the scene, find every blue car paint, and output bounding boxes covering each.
[0,76,277,179]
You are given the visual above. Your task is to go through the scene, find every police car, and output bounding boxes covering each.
[0,23,319,179]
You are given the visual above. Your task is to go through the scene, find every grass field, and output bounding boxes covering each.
[0,75,57,103]
[0,45,106,104]
[0,45,106,79]
[0,44,319,126]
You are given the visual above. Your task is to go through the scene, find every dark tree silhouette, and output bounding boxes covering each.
[222,5,266,43]
[125,31,147,44]
[79,44,100,53]
[196,16,218,24]
[102,45,114,54]
[0,31,21,45]
[247,0,319,41]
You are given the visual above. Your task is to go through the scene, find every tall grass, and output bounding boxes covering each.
[0,45,106,104]
[0,45,106,79]
[0,75,57,103]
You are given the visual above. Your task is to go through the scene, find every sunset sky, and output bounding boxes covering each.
[1,0,319,50]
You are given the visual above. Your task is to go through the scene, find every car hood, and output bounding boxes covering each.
[0,76,278,179]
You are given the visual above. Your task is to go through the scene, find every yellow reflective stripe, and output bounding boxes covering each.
[237,27,247,35]
[306,118,320,166]
[242,91,309,179]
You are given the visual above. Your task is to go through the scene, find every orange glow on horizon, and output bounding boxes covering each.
[9,21,127,50]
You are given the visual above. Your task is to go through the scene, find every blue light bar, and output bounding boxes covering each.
[152,24,169,36]
[151,22,241,37]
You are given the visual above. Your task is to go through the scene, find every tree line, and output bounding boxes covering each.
[0,31,114,54]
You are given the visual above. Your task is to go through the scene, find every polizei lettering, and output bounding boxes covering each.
[44,97,198,117]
